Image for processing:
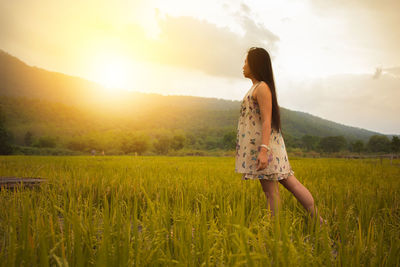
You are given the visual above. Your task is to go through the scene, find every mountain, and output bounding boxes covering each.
[0,49,384,144]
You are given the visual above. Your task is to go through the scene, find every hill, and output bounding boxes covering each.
[0,49,383,146]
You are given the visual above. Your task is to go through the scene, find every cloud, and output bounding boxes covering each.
[383,66,400,79]
[308,0,400,63]
[0,0,280,79]
[232,5,280,54]
[240,2,251,15]
[309,0,400,20]
[280,72,400,134]
[373,66,400,79]
[140,12,279,78]
[0,0,149,68]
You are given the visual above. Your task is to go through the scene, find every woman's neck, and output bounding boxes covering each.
[250,77,260,84]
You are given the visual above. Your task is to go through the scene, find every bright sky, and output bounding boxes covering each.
[1,0,399,134]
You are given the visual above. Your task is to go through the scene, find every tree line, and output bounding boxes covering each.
[1,106,399,155]
[284,134,400,154]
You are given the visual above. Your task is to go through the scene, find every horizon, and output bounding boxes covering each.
[1,0,399,134]
[4,47,400,137]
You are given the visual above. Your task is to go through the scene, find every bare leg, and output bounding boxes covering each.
[259,179,281,217]
[279,175,326,224]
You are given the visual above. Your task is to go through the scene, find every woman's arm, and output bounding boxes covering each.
[256,82,273,146]
[255,81,273,170]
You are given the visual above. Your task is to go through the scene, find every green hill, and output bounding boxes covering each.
[0,49,382,147]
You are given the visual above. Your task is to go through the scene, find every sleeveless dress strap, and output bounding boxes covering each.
[250,81,262,98]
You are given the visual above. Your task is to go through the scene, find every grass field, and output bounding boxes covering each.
[0,156,399,266]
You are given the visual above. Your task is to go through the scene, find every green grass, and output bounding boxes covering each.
[0,156,399,266]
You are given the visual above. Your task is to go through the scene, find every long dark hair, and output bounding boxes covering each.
[246,47,282,133]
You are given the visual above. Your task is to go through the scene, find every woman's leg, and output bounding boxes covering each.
[279,174,325,224]
[259,179,281,217]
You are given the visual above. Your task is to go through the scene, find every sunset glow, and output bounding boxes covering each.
[1,0,399,133]
[90,53,131,90]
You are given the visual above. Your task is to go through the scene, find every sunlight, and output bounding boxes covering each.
[99,63,127,89]
[90,53,131,90]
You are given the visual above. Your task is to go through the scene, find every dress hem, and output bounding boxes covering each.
[240,170,294,181]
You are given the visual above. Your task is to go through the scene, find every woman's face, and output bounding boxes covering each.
[242,56,252,78]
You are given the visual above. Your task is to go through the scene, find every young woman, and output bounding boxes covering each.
[235,47,325,224]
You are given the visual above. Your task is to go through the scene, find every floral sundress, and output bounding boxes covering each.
[235,81,295,181]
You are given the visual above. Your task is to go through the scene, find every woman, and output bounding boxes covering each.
[235,47,325,224]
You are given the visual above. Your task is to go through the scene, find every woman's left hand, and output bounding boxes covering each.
[256,149,269,171]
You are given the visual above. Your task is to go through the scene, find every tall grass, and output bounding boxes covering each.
[0,156,399,266]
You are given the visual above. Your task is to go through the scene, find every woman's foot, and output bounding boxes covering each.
[310,207,327,226]
[310,213,327,225]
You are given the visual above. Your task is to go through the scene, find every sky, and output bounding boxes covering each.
[1,0,399,134]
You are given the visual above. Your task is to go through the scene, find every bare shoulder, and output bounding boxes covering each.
[253,81,272,99]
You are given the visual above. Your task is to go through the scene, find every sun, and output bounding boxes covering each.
[90,53,131,90]
[99,63,126,89]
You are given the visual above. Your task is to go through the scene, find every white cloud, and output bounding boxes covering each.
[146,14,279,77]
[279,73,400,134]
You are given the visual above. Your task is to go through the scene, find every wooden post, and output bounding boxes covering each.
[0,177,46,190]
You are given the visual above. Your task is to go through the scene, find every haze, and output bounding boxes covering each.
[1,0,399,134]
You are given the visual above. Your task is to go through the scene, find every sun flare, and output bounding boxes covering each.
[90,53,131,90]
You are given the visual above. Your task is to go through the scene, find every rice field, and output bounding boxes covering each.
[0,156,399,266]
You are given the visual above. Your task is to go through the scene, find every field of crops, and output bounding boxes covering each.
[0,156,399,266]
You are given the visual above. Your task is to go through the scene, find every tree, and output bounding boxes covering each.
[120,137,131,154]
[367,135,391,153]
[390,136,400,153]
[222,130,236,150]
[350,140,364,153]
[283,133,302,149]
[67,140,86,151]
[319,136,347,153]
[24,131,34,146]
[0,107,14,154]
[301,135,320,151]
[153,136,171,155]
[185,133,197,147]
[171,134,186,150]
[85,138,99,152]
[131,135,150,155]
[34,136,56,148]
[204,136,218,150]
[0,125,13,155]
